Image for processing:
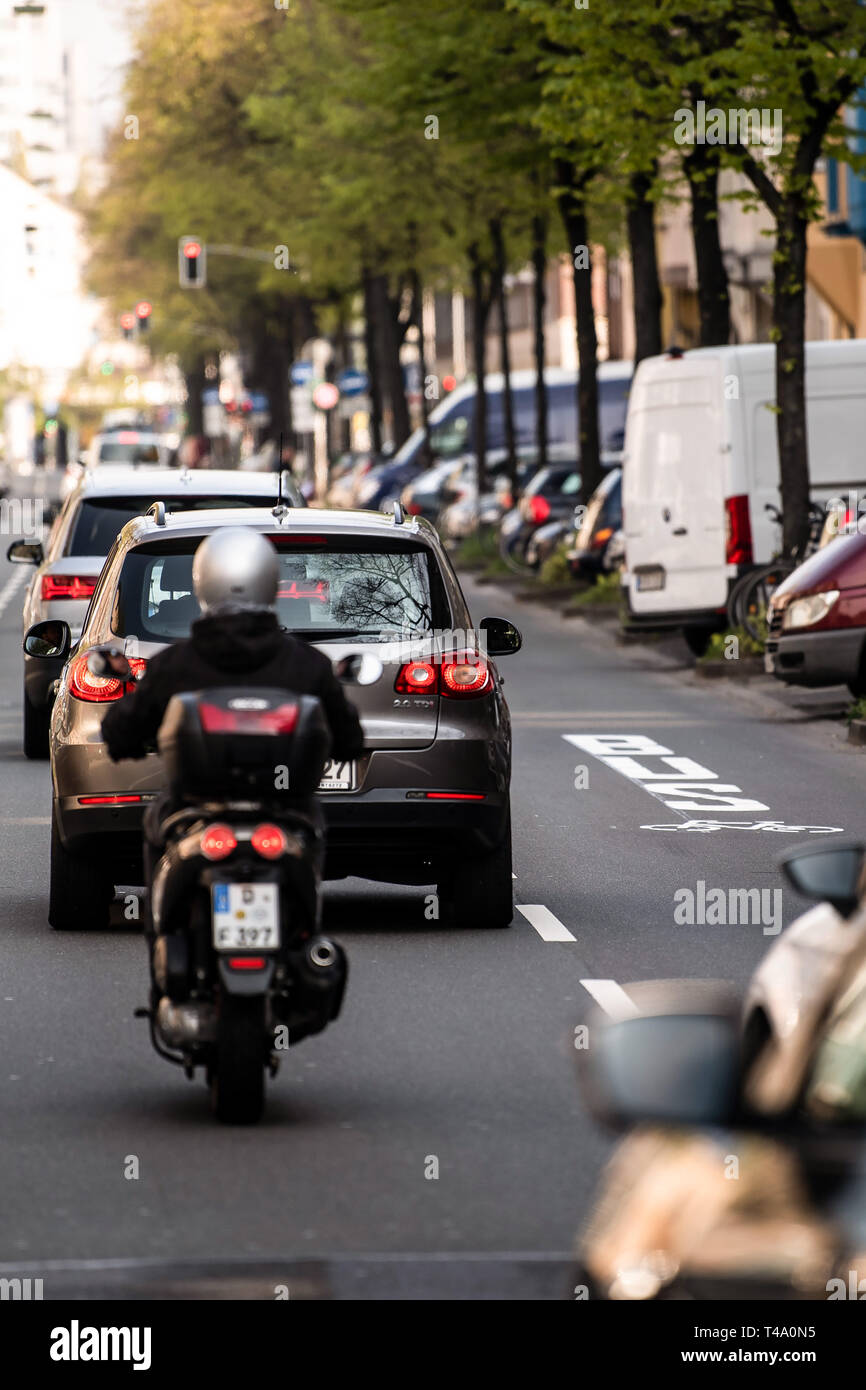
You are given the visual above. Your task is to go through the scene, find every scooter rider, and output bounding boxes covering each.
[100,527,365,920]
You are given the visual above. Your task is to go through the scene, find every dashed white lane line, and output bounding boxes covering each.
[579,979,639,1020]
[0,566,27,618]
[516,904,576,942]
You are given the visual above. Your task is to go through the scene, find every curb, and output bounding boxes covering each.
[694,657,766,680]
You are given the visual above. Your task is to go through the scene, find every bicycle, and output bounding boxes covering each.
[727,502,826,646]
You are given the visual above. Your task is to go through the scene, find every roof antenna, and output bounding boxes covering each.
[272,432,289,520]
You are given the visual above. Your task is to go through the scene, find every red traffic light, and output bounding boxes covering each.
[183,242,201,259]
[120,312,135,330]
[135,300,152,319]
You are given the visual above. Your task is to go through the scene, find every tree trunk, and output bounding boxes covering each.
[378,274,411,450]
[409,266,433,466]
[469,242,492,495]
[184,354,206,437]
[532,212,548,471]
[556,163,601,502]
[626,169,663,367]
[490,217,517,493]
[683,144,731,347]
[362,266,384,455]
[774,204,810,559]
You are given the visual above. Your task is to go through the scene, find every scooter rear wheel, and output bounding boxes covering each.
[209,992,266,1124]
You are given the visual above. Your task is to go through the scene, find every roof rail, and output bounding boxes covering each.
[146,501,166,526]
[386,500,404,525]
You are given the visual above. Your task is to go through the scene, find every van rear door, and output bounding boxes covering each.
[624,362,727,614]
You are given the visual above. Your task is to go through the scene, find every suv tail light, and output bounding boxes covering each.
[200,824,238,860]
[251,824,289,859]
[199,702,298,734]
[725,495,753,565]
[68,655,146,703]
[395,653,491,700]
[42,575,97,602]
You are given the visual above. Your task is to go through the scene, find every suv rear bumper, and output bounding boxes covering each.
[622,604,727,634]
[56,788,508,885]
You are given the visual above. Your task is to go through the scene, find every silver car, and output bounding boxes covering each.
[24,505,521,931]
[9,467,304,758]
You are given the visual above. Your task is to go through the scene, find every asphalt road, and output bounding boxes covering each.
[0,482,863,1298]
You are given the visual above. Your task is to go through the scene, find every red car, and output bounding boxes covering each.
[765,529,866,695]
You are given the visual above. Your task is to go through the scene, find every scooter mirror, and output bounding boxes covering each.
[780,843,865,917]
[577,979,743,1130]
[87,647,132,682]
[334,653,383,686]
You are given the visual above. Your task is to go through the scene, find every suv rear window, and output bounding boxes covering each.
[110,536,448,643]
[67,497,271,556]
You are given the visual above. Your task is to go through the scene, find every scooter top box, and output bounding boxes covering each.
[158,687,332,799]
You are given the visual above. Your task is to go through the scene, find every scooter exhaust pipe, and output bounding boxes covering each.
[156,997,217,1048]
[309,938,339,969]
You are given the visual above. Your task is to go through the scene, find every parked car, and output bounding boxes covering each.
[623,340,866,647]
[325,451,382,508]
[356,362,632,512]
[568,468,623,579]
[499,463,584,570]
[8,467,305,759]
[765,527,866,696]
[400,458,466,523]
[26,505,522,931]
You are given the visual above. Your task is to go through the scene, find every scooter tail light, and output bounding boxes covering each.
[200,824,238,860]
[440,652,492,698]
[725,494,753,565]
[529,495,551,524]
[394,660,437,694]
[251,824,288,859]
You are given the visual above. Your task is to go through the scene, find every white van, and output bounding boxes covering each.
[623,340,866,642]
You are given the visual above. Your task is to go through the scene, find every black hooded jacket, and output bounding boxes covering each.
[100,610,365,764]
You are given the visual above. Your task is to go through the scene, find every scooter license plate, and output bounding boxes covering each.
[212,882,280,950]
[318,759,357,791]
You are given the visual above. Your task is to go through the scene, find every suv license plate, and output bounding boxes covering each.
[636,568,665,592]
[318,760,357,791]
[212,882,280,950]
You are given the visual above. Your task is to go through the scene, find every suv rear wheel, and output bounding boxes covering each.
[49,808,115,930]
[438,813,513,929]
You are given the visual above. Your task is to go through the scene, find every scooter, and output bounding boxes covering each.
[86,650,376,1124]
[576,842,866,1299]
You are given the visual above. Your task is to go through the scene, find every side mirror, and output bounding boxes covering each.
[479,615,522,657]
[7,539,43,565]
[334,653,383,686]
[780,843,865,917]
[24,619,71,660]
[578,979,743,1130]
[86,647,132,682]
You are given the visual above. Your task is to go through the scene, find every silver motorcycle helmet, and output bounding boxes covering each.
[192,528,280,613]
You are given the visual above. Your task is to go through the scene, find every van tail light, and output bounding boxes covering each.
[394,653,491,700]
[592,526,613,549]
[200,824,238,860]
[68,654,147,703]
[42,574,97,602]
[199,702,298,734]
[251,824,289,859]
[725,495,753,565]
[529,495,551,524]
